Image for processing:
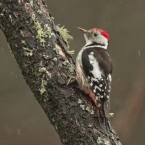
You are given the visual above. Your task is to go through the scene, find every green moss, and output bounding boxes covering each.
[39,67,52,79]
[67,50,75,55]
[97,137,111,145]
[78,99,83,104]
[9,15,12,22]
[23,47,33,56]
[21,40,26,44]
[30,0,33,7]
[57,25,73,49]
[31,15,52,46]
[39,79,46,95]
[80,105,85,110]
[97,137,103,144]
[53,47,60,54]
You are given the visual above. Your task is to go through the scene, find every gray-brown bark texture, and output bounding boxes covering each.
[0,0,122,145]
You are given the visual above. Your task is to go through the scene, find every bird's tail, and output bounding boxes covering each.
[98,100,110,132]
[99,100,110,118]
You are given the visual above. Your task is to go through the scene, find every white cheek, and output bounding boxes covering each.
[95,35,108,49]
[84,34,92,45]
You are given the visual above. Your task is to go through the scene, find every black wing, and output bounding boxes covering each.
[81,47,112,118]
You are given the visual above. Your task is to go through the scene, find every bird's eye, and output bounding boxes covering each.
[94,33,97,37]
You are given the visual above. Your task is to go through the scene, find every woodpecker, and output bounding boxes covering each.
[76,27,112,119]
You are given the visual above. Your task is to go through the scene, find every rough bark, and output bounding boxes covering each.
[0,0,122,145]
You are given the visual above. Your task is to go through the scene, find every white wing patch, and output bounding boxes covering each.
[88,52,102,79]
[108,74,112,82]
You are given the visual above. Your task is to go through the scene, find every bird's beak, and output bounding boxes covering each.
[77,27,87,33]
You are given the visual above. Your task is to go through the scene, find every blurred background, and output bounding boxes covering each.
[0,0,145,144]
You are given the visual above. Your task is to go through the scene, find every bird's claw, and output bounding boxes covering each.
[67,76,76,85]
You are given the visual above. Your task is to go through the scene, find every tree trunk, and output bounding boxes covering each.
[0,0,122,144]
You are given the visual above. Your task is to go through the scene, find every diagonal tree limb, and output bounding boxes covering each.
[0,0,122,144]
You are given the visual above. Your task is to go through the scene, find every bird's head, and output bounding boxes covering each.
[78,27,110,49]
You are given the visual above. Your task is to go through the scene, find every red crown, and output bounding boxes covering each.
[93,28,110,40]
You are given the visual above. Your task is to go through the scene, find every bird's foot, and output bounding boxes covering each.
[67,76,76,85]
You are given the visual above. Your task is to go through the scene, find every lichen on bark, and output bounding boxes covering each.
[0,0,122,145]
